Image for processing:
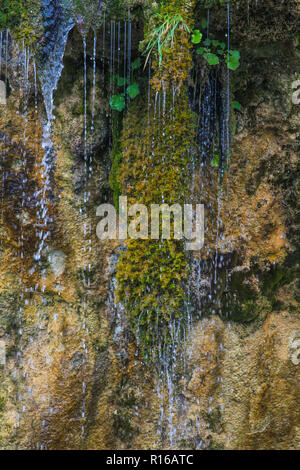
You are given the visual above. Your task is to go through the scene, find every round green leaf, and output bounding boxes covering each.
[233,100,241,110]
[192,29,202,44]
[230,49,240,59]
[226,54,240,70]
[196,47,205,55]
[204,52,219,66]
[110,95,125,112]
[127,83,140,99]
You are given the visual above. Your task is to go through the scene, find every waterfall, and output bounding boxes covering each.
[38,0,74,121]
[34,0,74,263]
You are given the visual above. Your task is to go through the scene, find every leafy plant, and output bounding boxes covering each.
[226,49,240,71]
[127,83,140,99]
[109,60,141,112]
[192,30,240,70]
[191,29,202,44]
[204,51,219,65]
[211,149,219,167]
[233,100,241,110]
[110,94,126,112]
[143,12,190,67]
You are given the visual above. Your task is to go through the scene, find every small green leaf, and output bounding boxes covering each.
[196,47,205,55]
[233,100,241,110]
[226,54,240,70]
[212,39,220,47]
[230,49,240,59]
[211,153,219,167]
[192,29,202,44]
[220,42,226,49]
[110,95,125,112]
[204,38,211,46]
[127,83,140,99]
[131,58,141,70]
[117,76,128,86]
[204,52,219,66]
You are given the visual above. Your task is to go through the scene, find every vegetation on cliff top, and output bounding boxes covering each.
[0,0,43,45]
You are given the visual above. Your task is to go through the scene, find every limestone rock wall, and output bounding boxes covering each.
[0,0,299,450]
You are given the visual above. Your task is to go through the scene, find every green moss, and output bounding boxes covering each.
[0,0,43,47]
[0,0,26,30]
[115,0,195,359]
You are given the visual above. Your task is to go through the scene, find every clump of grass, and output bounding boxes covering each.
[143,12,190,67]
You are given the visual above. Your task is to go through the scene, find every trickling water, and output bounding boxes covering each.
[5,29,8,88]
[127,12,132,85]
[0,31,2,77]
[83,36,87,170]
[112,21,116,91]
[35,3,74,262]
[102,12,106,82]
[124,21,127,93]
[207,9,210,38]
[148,58,152,122]
[91,32,97,131]
[226,1,231,175]
[117,21,120,76]
[81,34,88,440]
[110,20,114,92]
[38,5,74,121]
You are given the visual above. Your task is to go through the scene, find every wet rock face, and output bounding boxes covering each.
[0,0,299,450]
[182,312,300,450]
[40,0,62,64]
